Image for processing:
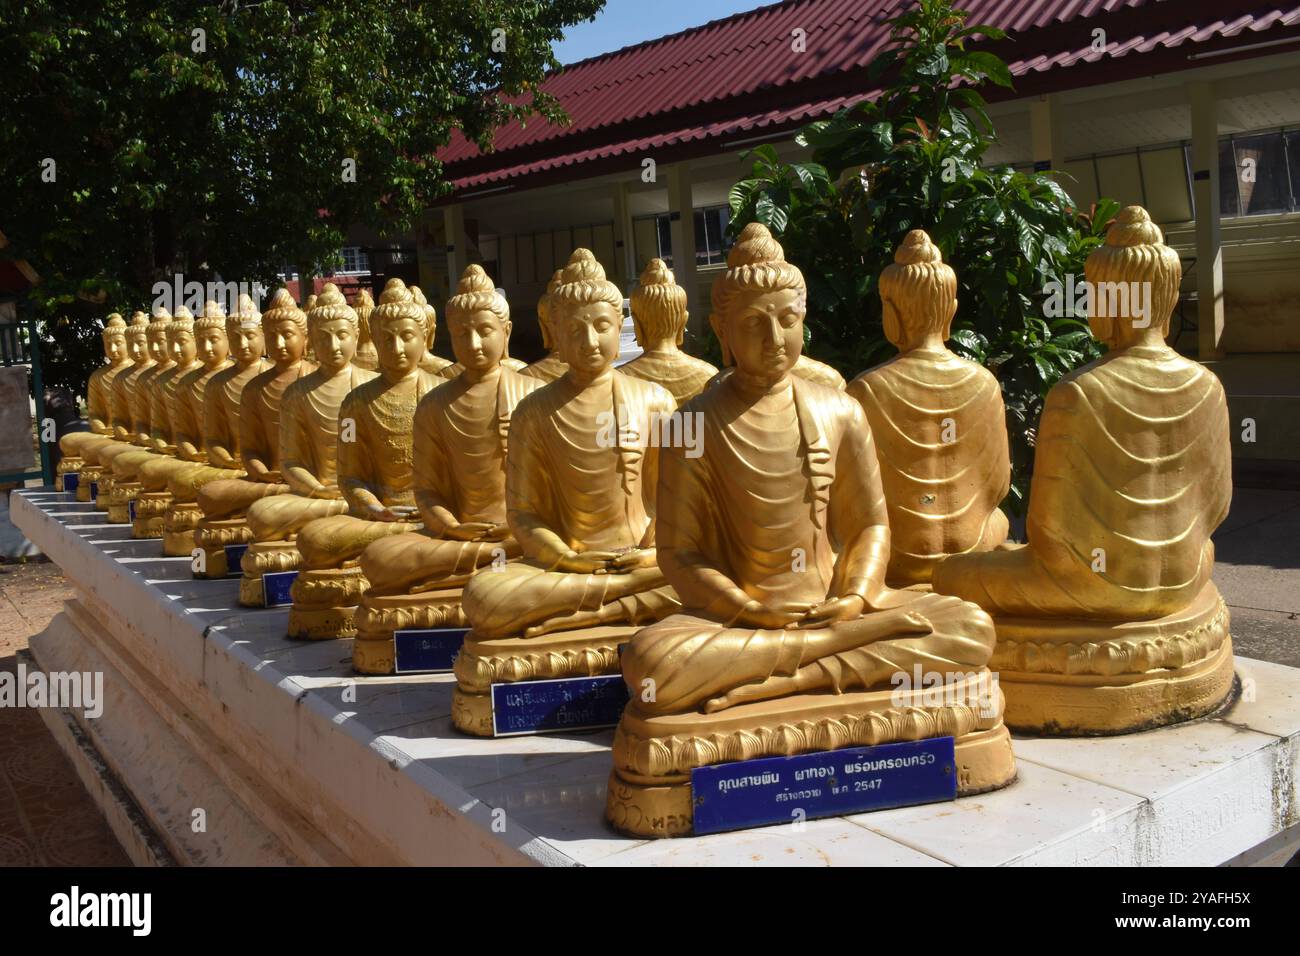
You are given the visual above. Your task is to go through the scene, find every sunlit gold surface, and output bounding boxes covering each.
[353,265,542,671]
[933,206,1235,734]
[847,230,1010,585]
[520,269,568,383]
[619,258,718,404]
[455,250,681,731]
[607,224,1013,834]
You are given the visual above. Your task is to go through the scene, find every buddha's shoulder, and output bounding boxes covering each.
[502,366,546,403]
[614,369,675,412]
[793,354,847,390]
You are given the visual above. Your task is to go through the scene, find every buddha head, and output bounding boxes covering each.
[307,284,359,374]
[536,268,564,352]
[168,305,197,367]
[1084,205,1180,350]
[261,289,309,369]
[101,313,128,365]
[226,293,265,368]
[302,293,318,314]
[710,222,806,385]
[194,301,231,369]
[446,264,512,374]
[148,307,173,365]
[126,312,150,365]
[631,258,688,350]
[880,230,957,352]
[352,288,375,349]
[551,249,623,378]
[409,284,439,351]
[371,278,427,378]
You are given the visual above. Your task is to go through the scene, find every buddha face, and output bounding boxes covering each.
[127,332,148,364]
[103,333,126,364]
[721,287,804,384]
[230,326,265,366]
[554,300,621,376]
[169,329,197,366]
[267,319,307,367]
[196,328,229,368]
[148,329,169,363]
[311,317,358,373]
[449,308,510,373]
[374,315,426,376]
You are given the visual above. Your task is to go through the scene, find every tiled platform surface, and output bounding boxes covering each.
[12,487,1300,866]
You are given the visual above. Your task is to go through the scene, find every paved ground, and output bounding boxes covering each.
[0,484,1295,867]
[0,560,130,865]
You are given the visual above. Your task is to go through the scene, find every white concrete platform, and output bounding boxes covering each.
[11,487,1300,866]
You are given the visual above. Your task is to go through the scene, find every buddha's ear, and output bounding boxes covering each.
[709,311,730,365]
[677,310,688,347]
[882,299,902,349]
[501,317,513,344]
[941,297,957,341]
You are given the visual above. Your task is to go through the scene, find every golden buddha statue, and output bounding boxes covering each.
[605,224,1014,837]
[933,206,1234,734]
[411,284,457,379]
[620,258,718,404]
[352,288,379,370]
[847,231,1010,586]
[100,305,196,521]
[351,265,543,673]
[56,314,130,494]
[132,301,232,538]
[193,291,315,577]
[302,293,318,361]
[452,249,681,735]
[285,280,441,639]
[520,269,568,382]
[237,284,377,606]
[110,312,152,441]
[94,308,176,512]
[160,294,269,555]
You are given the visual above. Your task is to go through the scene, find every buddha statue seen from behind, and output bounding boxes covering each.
[933,206,1235,734]
[619,258,718,405]
[847,230,1010,585]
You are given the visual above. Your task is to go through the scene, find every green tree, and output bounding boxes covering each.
[724,0,1118,514]
[0,0,604,392]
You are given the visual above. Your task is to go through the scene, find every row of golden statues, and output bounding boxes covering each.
[57,206,1235,837]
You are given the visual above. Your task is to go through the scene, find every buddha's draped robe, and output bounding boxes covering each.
[167,358,270,501]
[110,360,148,440]
[87,361,130,434]
[139,360,231,490]
[707,354,847,393]
[361,367,543,594]
[620,376,996,716]
[619,350,719,405]
[520,352,568,383]
[848,349,1010,584]
[443,356,527,378]
[461,371,680,639]
[128,362,168,444]
[933,346,1231,619]
[419,353,458,378]
[146,362,197,455]
[197,360,314,520]
[295,369,441,569]
[244,364,377,541]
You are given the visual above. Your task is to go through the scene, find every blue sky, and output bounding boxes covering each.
[553,0,767,64]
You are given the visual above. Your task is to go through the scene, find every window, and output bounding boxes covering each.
[337,246,371,274]
[1227,132,1291,217]
[636,204,734,269]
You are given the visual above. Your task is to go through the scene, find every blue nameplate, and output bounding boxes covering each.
[691,736,957,836]
[63,473,80,493]
[128,498,137,522]
[394,627,467,674]
[262,570,298,607]
[223,543,248,577]
[89,481,99,499]
[491,675,629,737]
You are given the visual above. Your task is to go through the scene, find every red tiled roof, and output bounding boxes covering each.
[440,0,1300,194]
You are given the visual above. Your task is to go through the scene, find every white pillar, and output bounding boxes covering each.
[443,204,467,293]
[1188,81,1226,358]
[611,180,636,290]
[1028,94,1066,173]
[666,162,700,336]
